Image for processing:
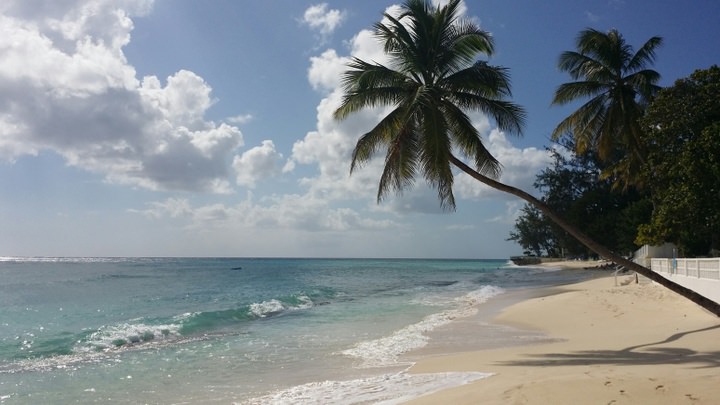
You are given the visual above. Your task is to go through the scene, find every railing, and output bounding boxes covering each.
[651,258,720,280]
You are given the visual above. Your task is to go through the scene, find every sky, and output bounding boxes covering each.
[0,0,718,259]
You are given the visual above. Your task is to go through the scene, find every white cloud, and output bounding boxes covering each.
[232,140,285,188]
[454,130,551,200]
[131,194,398,234]
[486,201,523,224]
[0,0,243,193]
[129,197,192,219]
[348,28,388,65]
[289,87,389,203]
[308,49,349,93]
[139,70,215,130]
[244,194,396,232]
[486,130,551,186]
[301,3,346,37]
[227,114,253,124]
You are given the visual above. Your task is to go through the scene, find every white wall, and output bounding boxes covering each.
[651,258,720,305]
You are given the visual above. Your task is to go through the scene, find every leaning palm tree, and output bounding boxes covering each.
[334,0,720,316]
[552,28,663,188]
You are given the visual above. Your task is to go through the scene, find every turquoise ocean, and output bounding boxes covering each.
[0,257,592,404]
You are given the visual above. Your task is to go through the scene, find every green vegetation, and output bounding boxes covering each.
[335,0,720,315]
[509,136,652,258]
[637,66,720,255]
[513,66,720,259]
[551,28,662,189]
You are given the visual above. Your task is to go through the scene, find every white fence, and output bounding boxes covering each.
[633,243,676,267]
[651,258,720,280]
[650,258,720,304]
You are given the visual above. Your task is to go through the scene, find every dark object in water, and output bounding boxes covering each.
[426,280,458,287]
[231,266,243,270]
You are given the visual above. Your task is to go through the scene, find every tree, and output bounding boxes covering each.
[551,28,663,188]
[511,137,652,258]
[334,0,524,209]
[637,66,720,255]
[334,0,720,315]
[507,204,559,257]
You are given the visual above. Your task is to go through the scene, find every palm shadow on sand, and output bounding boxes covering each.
[497,324,720,369]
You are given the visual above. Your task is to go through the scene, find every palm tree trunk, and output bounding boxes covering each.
[449,154,720,317]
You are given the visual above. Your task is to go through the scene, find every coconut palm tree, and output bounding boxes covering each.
[552,28,663,188]
[334,0,524,210]
[334,0,720,316]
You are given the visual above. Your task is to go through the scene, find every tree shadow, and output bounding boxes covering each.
[497,324,720,369]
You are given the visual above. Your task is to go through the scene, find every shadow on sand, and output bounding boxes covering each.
[497,324,720,369]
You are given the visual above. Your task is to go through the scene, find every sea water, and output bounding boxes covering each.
[0,257,592,404]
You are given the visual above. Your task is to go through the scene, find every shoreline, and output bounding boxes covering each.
[404,260,720,404]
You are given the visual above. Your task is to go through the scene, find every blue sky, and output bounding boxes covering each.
[0,0,718,258]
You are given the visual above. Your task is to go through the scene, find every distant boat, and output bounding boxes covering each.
[231,266,242,270]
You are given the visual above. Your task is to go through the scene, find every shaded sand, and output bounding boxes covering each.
[406,265,720,404]
[537,259,607,270]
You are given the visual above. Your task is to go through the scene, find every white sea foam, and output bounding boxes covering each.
[3,323,207,374]
[342,285,504,368]
[77,322,182,352]
[249,299,286,318]
[248,296,313,318]
[238,371,492,405]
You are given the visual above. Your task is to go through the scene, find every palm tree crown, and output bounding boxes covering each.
[551,28,662,184]
[334,0,525,210]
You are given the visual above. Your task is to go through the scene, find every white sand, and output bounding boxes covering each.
[405,265,720,404]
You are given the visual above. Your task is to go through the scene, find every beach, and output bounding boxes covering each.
[3,258,718,403]
[405,260,720,404]
[4,257,584,404]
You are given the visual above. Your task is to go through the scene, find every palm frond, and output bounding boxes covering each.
[375,14,416,70]
[552,81,605,105]
[624,69,661,101]
[376,125,420,203]
[334,61,413,120]
[445,62,512,98]
[576,28,630,72]
[447,22,494,63]
[627,36,663,72]
[443,62,525,134]
[416,105,456,210]
[551,95,607,147]
[351,107,407,173]
[451,93,525,135]
[442,101,501,178]
[558,51,613,82]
